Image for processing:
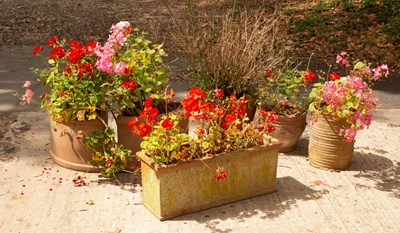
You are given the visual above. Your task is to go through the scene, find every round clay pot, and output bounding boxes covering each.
[308,114,354,170]
[270,113,307,152]
[116,115,143,155]
[50,119,104,172]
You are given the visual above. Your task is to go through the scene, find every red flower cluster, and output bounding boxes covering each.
[67,40,97,65]
[182,87,250,129]
[168,90,175,97]
[46,36,58,47]
[258,109,278,133]
[49,46,66,60]
[222,113,236,128]
[129,98,160,137]
[141,98,159,123]
[76,62,94,78]
[32,45,43,55]
[161,118,174,129]
[214,88,224,98]
[327,71,341,81]
[122,80,137,91]
[215,167,228,181]
[105,156,114,168]
[303,70,316,82]
[67,40,85,64]
[135,122,152,137]
[181,87,208,119]
[64,65,72,75]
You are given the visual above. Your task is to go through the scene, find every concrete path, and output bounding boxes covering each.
[1,46,399,233]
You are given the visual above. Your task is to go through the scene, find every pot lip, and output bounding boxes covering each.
[275,112,307,120]
[261,104,307,118]
[137,141,282,173]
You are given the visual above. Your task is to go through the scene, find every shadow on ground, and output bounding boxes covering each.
[349,147,393,172]
[283,134,309,157]
[173,176,325,232]
[354,161,400,199]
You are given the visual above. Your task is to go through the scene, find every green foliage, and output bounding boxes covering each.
[81,126,132,177]
[109,32,170,116]
[258,60,314,116]
[140,114,191,165]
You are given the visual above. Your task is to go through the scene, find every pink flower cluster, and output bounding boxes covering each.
[322,75,377,142]
[337,51,389,82]
[21,81,34,104]
[336,51,350,69]
[373,64,389,81]
[95,21,131,74]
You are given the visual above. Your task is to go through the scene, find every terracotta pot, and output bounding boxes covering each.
[308,114,354,170]
[270,113,307,152]
[116,115,143,169]
[50,119,104,172]
[138,142,282,220]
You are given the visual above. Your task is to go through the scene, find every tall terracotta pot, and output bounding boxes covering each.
[308,114,354,170]
[50,119,104,172]
[116,116,141,153]
[270,113,307,152]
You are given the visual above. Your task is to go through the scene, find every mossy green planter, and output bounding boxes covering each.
[138,142,282,220]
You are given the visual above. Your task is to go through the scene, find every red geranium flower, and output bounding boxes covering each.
[64,65,72,75]
[49,46,66,59]
[84,41,98,54]
[134,121,152,137]
[188,87,206,99]
[32,45,43,55]
[222,113,236,128]
[67,48,85,64]
[161,118,174,129]
[69,39,82,49]
[168,90,175,97]
[267,125,276,133]
[122,80,137,91]
[76,62,93,77]
[196,128,205,135]
[46,36,58,47]
[182,97,200,115]
[214,89,224,98]
[238,108,246,117]
[327,71,341,81]
[215,168,228,181]
[127,117,138,128]
[303,70,316,82]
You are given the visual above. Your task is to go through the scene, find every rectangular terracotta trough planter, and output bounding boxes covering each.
[138,142,282,220]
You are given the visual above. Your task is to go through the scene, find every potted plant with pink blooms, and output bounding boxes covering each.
[18,21,170,177]
[308,52,390,170]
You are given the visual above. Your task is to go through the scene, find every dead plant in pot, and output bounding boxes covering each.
[163,0,288,117]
